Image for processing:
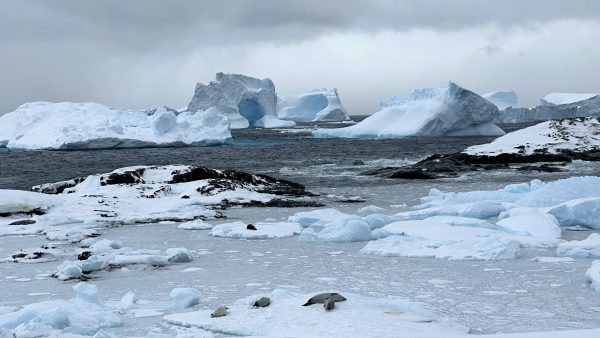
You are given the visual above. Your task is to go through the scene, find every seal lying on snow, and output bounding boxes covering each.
[211,306,229,318]
[302,293,346,306]
[252,297,270,308]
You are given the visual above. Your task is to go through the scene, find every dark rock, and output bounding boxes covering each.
[8,219,37,225]
[32,177,85,194]
[100,168,146,186]
[78,251,93,260]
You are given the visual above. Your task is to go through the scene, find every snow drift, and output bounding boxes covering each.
[0,102,231,150]
[186,72,295,129]
[277,88,350,122]
[313,82,505,138]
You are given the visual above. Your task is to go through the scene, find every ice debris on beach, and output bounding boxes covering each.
[0,102,231,150]
[313,82,505,139]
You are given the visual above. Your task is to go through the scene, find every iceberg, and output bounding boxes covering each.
[482,91,519,110]
[186,72,295,129]
[313,82,504,138]
[276,88,350,122]
[465,117,600,156]
[541,93,598,106]
[0,102,231,150]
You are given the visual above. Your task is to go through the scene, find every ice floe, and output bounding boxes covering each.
[208,221,302,239]
[586,260,600,292]
[556,234,600,258]
[163,289,467,337]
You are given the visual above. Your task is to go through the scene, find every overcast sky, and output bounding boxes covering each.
[1,0,599,115]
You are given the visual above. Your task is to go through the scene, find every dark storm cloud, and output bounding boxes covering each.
[0,0,599,114]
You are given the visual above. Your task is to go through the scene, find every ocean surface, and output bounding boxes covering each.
[0,121,537,191]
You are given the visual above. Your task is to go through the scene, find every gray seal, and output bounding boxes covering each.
[323,297,336,311]
[246,224,257,231]
[302,293,346,306]
[252,297,270,308]
[211,306,229,318]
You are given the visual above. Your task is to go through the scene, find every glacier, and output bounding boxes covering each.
[277,88,351,122]
[186,72,295,129]
[0,102,231,150]
[313,82,505,139]
[482,91,519,110]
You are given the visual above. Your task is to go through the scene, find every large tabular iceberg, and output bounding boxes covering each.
[277,88,351,122]
[482,91,519,110]
[0,102,231,150]
[313,82,505,138]
[495,94,600,124]
[541,92,598,106]
[186,72,295,129]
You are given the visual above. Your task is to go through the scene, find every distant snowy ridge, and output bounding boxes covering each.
[277,88,350,122]
[314,82,505,139]
[186,72,295,129]
[541,92,598,106]
[0,102,231,150]
[482,90,519,110]
[495,94,600,124]
[466,117,600,156]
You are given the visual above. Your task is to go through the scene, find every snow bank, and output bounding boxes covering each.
[556,234,600,258]
[541,93,598,106]
[313,82,504,138]
[277,88,350,122]
[465,117,600,156]
[187,72,295,129]
[586,260,600,292]
[0,283,120,337]
[0,102,231,150]
[208,221,302,239]
[163,289,467,337]
[482,91,519,110]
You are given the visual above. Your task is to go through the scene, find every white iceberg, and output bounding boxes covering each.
[313,82,504,138]
[208,221,302,239]
[163,289,467,337]
[541,93,598,106]
[277,88,350,122]
[465,117,600,156]
[482,91,519,110]
[186,72,295,129]
[495,95,600,124]
[547,198,600,229]
[0,102,231,150]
